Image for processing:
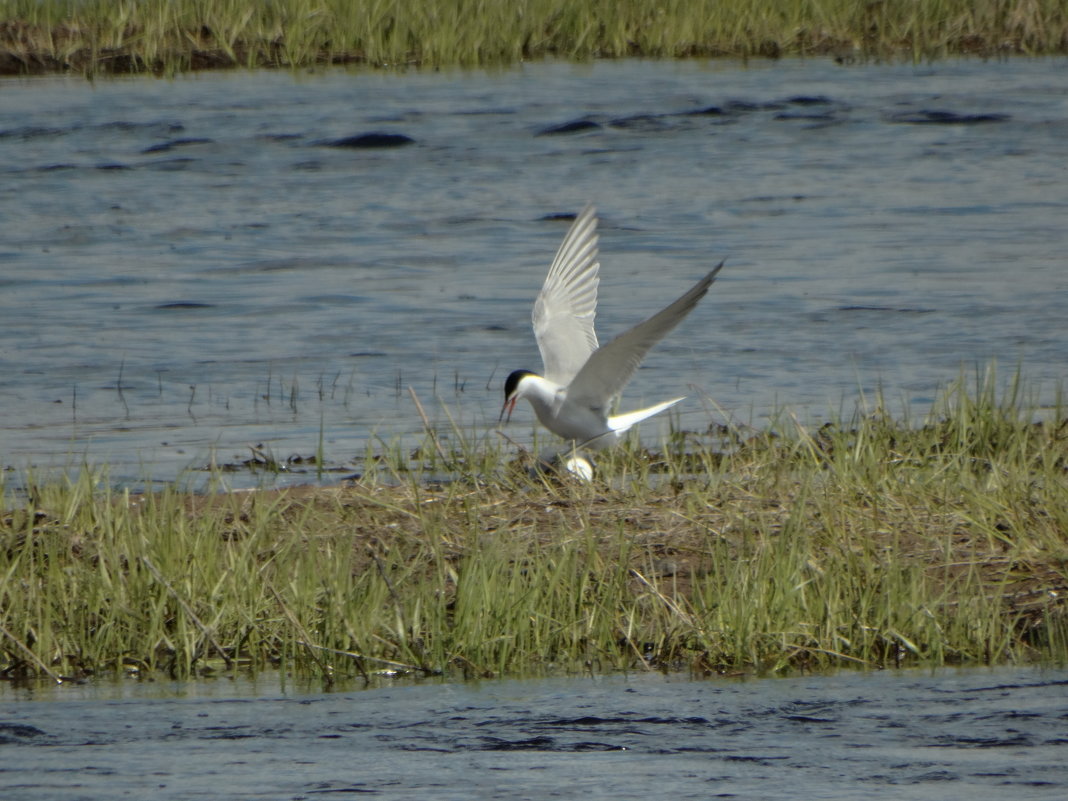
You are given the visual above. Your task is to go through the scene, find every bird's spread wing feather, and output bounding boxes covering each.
[533,205,600,385]
[567,262,724,411]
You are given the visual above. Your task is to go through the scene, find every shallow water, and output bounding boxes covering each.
[1,59,1066,488]
[1,667,1066,800]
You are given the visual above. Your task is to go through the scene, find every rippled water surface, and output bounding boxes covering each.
[1,59,1066,486]
[1,667,1066,800]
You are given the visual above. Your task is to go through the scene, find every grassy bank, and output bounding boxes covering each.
[2,372,1066,685]
[1,0,1067,76]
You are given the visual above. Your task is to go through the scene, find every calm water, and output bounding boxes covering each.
[1,667,1066,800]
[1,59,1066,487]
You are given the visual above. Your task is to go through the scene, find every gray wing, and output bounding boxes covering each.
[567,263,723,411]
[532,205,600,385]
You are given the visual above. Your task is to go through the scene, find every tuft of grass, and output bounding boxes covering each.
[0,368,1066,686]
[0,0,1066,77]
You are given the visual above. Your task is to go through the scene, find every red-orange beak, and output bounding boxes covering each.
[498,395,518,424]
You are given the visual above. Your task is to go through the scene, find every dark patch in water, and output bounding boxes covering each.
[479,735,555,750]
[0,125,65,139]
[325,132,415,148]
[536,118,601,136]
[582,145,643,156]
[608,113,669,130]
[972,679,1068,692]
[455,107,517,116]
[774,112,837,122]
[36,163,77,171]
[204,730,257,740]
[928,733,1033,748]
[722,101,761,112]
[141,137,214,154]
[96,120,184,134]
[96,162,131,170]
[684,105,726,116]
[476,735,620,752]
[0,722,47,744]
[743,194,808,203]
[541,715,711,727]
[304,781,377,794]
[911,769,959,782]
[786,95,833,106]
[366,114,412,124]
[889,110,1010,125]
[837,305,935,314]
[154,302,216,310]
[571,741,626,751]
[258,132,305,142]
[681,97,836,122]
[726,100,784,113]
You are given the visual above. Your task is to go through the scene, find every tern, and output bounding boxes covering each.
[499,205,722,450]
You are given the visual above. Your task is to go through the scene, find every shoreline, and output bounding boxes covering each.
[3,376,1066,685]
[0,41,1047,79]
[3,0,1067,78]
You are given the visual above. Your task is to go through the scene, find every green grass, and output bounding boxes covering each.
[1,0,1066,76]
[2,369,1066,685]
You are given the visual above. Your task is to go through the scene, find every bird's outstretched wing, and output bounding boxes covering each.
[532,205,600,385]
[567,262,723,411]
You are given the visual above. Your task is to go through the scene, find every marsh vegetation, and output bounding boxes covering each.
[2,371,1065,685]
[1,0,1067,76]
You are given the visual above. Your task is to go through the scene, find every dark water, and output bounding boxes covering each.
[1,667,1066,800]
[1,59,1066,487]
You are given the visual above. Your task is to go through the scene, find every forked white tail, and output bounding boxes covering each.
[607,396,686,434]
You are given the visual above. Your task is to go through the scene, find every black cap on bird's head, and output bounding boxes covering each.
[503,369,536,400]
[499,369,536,423]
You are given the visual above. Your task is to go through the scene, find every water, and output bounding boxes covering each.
[3,62,1064,798]
[1,667,1066,800]
[1,59,1066,487]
